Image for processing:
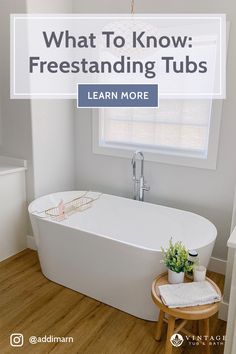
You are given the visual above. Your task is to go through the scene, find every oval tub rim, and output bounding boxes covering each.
[28,190,217,253]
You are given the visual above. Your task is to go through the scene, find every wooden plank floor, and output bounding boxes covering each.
[0,249,226,354]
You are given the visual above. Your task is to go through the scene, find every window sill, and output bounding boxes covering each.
[93,142,217,170]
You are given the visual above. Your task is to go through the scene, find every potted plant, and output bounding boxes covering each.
[161,239,192,284]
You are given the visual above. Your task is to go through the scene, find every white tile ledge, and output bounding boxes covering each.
[0,156,27,176]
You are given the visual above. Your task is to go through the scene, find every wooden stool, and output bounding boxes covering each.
[151,272,221,354]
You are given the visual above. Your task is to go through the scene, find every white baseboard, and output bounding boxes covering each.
[219,301,228,322]
[27,235,37,250]
[208,256,227,275]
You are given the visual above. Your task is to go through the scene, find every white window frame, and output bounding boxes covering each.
[93,22,229,170]
[92,99,223,170]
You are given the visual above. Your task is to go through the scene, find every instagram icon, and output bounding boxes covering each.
[10,333,24,347]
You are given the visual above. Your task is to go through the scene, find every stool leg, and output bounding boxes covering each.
[202,318,210,354]
[155,310,164,340]
[165,315,175,354]
[192,320,198,335]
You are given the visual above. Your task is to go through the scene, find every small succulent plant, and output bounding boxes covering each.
[161,238,192,273]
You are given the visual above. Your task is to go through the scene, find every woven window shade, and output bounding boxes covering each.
[100,100,211,156]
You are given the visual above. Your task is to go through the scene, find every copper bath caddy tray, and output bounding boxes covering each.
[34,192,102,221]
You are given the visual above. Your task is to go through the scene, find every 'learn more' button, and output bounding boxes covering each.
[77,84,158,108]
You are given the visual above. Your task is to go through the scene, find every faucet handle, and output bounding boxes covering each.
[143,183,150,192]
[131,159,136,180]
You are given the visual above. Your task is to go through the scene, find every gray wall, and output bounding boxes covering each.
[74,0,236,261]
[0,0,75,202]
[0,0,75,216]
[0,0,33,201]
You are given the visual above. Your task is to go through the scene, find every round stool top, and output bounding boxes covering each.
[151,272,222,320]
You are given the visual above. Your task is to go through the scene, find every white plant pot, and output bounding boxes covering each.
[168,269,185,284]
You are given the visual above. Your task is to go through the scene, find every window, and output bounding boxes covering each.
[93,100,223,169]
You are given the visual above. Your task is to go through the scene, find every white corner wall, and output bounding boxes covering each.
[31,100,75,197]
[27,0,75,198]
[220,185,236,321]
[74,0,236,262]
[0,89,2,149]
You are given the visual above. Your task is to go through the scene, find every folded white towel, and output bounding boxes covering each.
[158,281,221,308]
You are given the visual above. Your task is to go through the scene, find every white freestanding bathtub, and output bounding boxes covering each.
[29,191,217,321]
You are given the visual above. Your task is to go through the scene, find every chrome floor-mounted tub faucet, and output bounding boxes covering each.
[131,151,150,201]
